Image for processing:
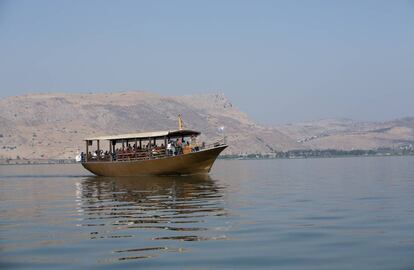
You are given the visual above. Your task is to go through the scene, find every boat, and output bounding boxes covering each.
[81,117,227,176]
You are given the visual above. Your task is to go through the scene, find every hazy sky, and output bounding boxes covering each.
[0,0,413,124]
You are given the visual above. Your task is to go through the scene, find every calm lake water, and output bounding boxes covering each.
[1,157,414,269]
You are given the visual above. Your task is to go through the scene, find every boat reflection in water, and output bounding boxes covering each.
[76,174,229,261]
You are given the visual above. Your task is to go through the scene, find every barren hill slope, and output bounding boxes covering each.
[277,118,414,150]
[0,92,299,159]
[1,92,413,160]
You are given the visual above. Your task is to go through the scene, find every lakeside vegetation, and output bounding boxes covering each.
[220,147,414,160]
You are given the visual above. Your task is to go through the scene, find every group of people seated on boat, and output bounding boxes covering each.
[84,136,204,162]
[115,142,166,157]
[167,136,204,156]
[85,149,110,161]
[115,136,204,160]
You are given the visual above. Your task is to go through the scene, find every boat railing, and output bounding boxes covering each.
[87,153,111,162]
[116,148,168,161]
[201,137,227,150]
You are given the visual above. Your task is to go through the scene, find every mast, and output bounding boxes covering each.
[178,114,184,130]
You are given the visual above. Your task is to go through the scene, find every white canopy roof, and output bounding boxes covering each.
[85,129,200,141]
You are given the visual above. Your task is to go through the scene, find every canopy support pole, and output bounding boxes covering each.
[148,137,152,159]
[85,141,89,162]
[109,140,112,161]
[164,136,167,155]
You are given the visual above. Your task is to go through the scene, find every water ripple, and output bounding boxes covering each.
[75,174,229,260]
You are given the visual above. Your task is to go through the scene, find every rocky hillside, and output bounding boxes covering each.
[276,118,414,150]
[1,92,414,160]
[0,92,299,159]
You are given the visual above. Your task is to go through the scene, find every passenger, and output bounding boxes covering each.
[171,141,176,156]
[181,141,190,154]
[190,135,197,151]
[173,140,178,156]
[167,141,172,155]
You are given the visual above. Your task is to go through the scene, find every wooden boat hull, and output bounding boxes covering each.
[82,145,227,176]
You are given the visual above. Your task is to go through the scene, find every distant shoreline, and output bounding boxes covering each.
[1,149,414,165]
[219,153,414,160]
[0,159,77,165]
[219,148,414,160]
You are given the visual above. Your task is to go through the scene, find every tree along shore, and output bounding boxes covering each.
[219,148,414,160]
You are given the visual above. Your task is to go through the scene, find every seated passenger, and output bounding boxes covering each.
[190,136,198,151]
